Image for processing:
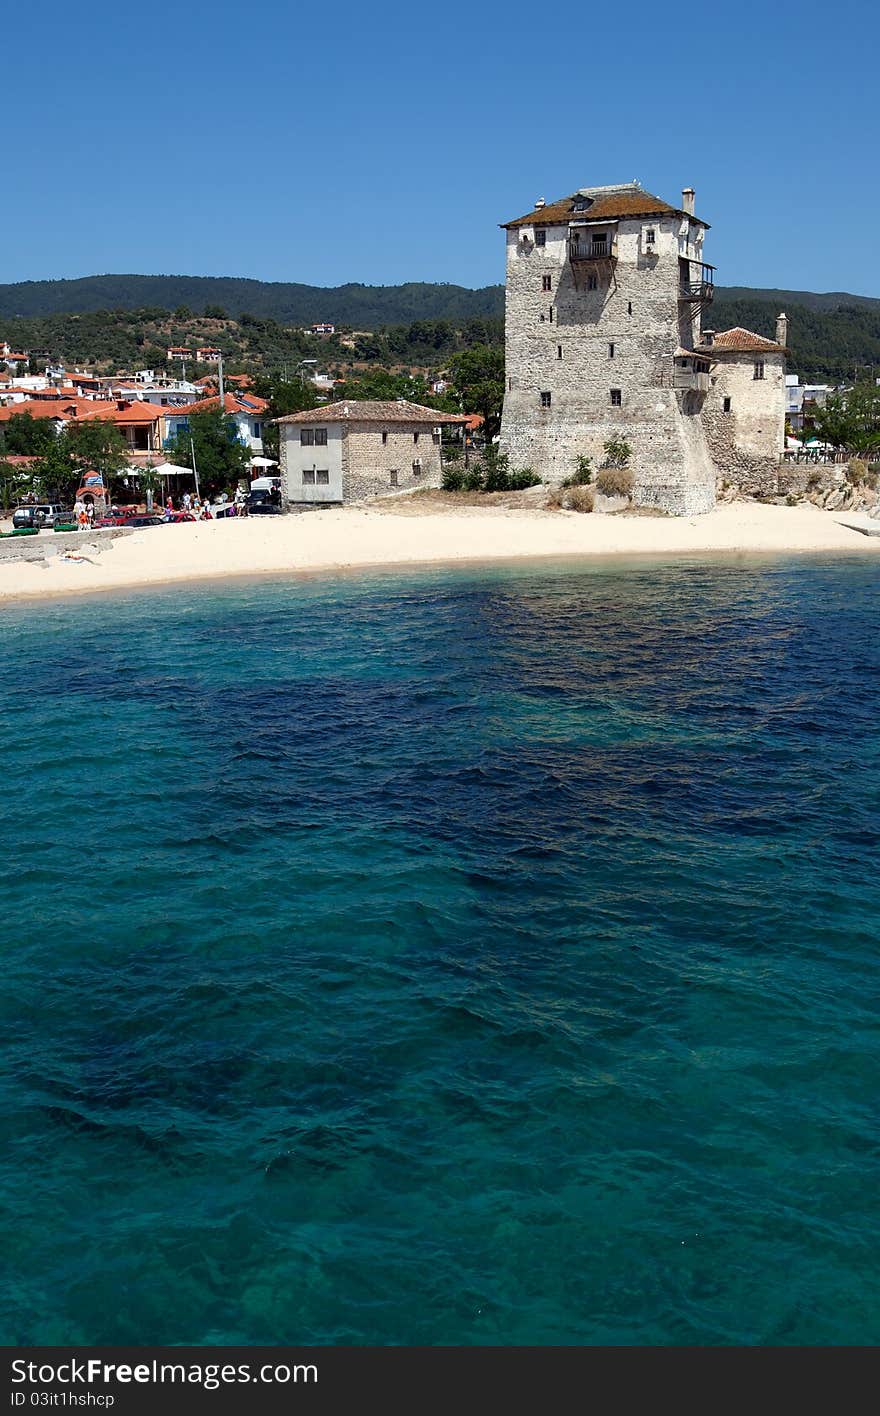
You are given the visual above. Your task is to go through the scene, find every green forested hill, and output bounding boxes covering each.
[0,275,877,382]
[0,276,504,327]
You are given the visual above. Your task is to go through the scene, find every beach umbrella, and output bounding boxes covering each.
[250,456,278,468]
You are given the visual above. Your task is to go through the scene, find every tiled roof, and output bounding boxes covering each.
[275,399,469,425]
[0,396,95,421]
[76,400,169,424]
[165,391,269,417]
[702,328,787,354]
[503,184,707,229]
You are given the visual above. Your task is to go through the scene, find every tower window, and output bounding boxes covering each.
[723,397,732,412]
[382,430,388,444]
[508,377,513,391]
[627,301,632,315]
[645,228,656,244]
[542,275,552,292]
[610,389,621,407]
[557,345,563,360]
[608,342,615,358]
[389,470,398,486]
[535,229,546,247]
[413,431,419,444]
[588,274,598,291]
[548,307,553,323]
[753,361,765,380]
[540,391,551,408]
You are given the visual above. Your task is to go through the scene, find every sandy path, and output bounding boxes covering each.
[0,502,877,604]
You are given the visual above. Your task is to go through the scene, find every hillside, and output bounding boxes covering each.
[0,276,877,382]
[0,276,504,327]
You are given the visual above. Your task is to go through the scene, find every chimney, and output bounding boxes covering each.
[702,329,715,347]
[534,197,545,209]
[776,312,788,348]
[682,187,695,216]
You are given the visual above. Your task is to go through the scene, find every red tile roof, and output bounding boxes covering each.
[701,328,787,354]
[166,391,268,417]
[76,399,169,424]
[276,399,469,425]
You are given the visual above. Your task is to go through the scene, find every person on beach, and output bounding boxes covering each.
[86,503,94,525]
[183,492,191,511]
[78,509,89,531]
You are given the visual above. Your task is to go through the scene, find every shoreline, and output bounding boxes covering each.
[0,501,878,606]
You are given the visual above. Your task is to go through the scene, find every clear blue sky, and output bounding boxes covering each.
[4,0,876,296]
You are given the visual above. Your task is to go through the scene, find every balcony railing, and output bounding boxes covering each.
[679,280,714,304]
[568,237,618,262]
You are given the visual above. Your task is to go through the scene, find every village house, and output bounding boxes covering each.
[310,322,336,336]
[76,399,169,453]
[196,347,222,364]
[499,181,787,513]
[163,389,269,456]
[276,399,468,506]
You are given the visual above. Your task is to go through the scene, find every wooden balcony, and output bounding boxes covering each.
[568,236,618,263]
[673,368,710,393]
[679,261,715,304]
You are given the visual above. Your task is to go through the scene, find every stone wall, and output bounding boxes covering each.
[500,213,716,515]
[343,422,443,502]
[702,352,785,495]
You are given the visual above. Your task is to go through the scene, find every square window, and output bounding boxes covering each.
[535,229,546,247]
[723,397,732,413]
[302,468,316,484]
[314,428,328,445]
[316,469,329,485]
[300,429,314,445]
[389,470,398,487]
[540,391,551,408]
[645,228,655,244]
[542,275,552,292]
[610,389,621,406]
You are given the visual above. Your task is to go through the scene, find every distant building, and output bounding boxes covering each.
[276,399,468,505]
[167,346,191,362]
[196,347,222,363]
[163,390,269,453]
[785,375,832,432]
[310,322,336,336]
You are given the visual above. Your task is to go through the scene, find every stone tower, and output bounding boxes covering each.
[499,182,717,514]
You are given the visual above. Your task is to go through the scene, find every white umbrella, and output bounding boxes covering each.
[250,455,278,467]
[150,461,195,477]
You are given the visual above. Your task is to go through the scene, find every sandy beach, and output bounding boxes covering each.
[0,499,878,603]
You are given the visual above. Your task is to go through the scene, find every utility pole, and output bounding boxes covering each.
[190,436,201,502]
[218,352,225,407]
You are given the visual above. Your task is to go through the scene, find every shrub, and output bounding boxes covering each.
[462,465,485,492]
[786,493,798,506]
[442,464,465,492]
[602,436,632,469]
[564,485,594,513]
[507,467,541,490]
[846,458,868,487]
[595,466,634,498]
[481,447,511,492]
[570,454,593,486]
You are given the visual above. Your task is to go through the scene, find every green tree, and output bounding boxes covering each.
[204,304,228,321]
[0,412,58,456]
[811,382,880,454]
[166,410,250,496]
[65,419,129,481]
[447,345,505,440]
[250,375,318,460]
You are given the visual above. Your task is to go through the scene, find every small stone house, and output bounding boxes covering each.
[276,399,468,506]
[699,316,788,494]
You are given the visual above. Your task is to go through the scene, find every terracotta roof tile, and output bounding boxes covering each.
[165,391,269,417]
[702,327,787,354]
[503,184,707,229]
[275,399,469,425]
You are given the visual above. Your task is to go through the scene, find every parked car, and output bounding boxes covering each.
[12,503,70,530]
[248,501,282,515]
[162,511,196,523]
[121,514,165,528]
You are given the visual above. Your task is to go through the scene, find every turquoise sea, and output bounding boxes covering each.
[1,556,879,1346]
